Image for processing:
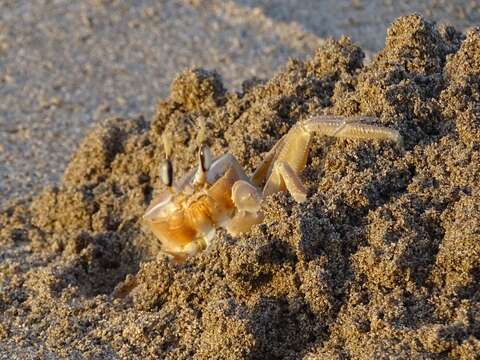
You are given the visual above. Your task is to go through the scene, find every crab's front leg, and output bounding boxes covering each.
[205,153,264,236]
[256,115,402,203]
[226,180,264,236]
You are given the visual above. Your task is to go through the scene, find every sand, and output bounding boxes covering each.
[2,0,480,207]
[0,0,322,205]
[1,13,480,360]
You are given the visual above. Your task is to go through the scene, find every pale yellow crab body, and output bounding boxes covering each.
[144,116,402,261]
[144,166,242,260]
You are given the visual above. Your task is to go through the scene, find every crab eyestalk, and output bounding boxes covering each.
[160,158,174,188]
[159,130,176,192]
[193,145,212,187]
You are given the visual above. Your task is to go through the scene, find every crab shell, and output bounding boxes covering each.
[143,166,241,259]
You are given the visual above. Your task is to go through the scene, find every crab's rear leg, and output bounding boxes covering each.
[261,115,402,203]
[263,161,308,202]
[251,135,286,187]
[261,123,313,202]
[303,115,402,144]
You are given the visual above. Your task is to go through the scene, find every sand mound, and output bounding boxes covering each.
[1,15,479,359]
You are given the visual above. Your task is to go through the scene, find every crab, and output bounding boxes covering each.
[143,115,402,261]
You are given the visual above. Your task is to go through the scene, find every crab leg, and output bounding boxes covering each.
[225,210,264,236]
[258,115,402,202]
[200,153,264,236]
[263,161,308,202]
[227,177,264,235]
[251,135,286,187]
[231,180,262,213]
[302,116,402,144]
[228,178,264,236]
[254,121,313,203]
[207,154,250,184]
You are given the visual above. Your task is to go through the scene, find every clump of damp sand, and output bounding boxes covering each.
[1,15,480,359]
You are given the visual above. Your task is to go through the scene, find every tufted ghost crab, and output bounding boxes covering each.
[143,116,402,261]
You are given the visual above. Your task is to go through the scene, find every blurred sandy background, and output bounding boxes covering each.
[1,0,479,205]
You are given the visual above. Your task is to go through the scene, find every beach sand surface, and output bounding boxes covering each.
[1,2,480,359]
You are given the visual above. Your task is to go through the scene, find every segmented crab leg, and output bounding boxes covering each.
[225,210,264,236]
[251,135,286,187]
[259,115,402,202]
[227,178,264,236]
[232,180,262,213]
[264,161,308,202]
[302,116,402,144]
[207,154,250,184]
[207,157,264,236]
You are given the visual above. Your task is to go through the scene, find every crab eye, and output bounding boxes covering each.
[160,159,173,187]
[199,145,212,172]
